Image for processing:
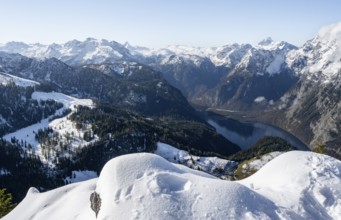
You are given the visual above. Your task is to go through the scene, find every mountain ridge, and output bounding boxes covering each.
[0,22,340,158]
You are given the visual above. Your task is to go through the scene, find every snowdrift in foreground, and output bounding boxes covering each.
[4,151,341,220]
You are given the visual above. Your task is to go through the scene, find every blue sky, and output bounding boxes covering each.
[0,0,340,47]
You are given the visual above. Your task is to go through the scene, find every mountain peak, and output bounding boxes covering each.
[287,22,341,79]
[258,37,274,46]
[317,22,341,42]
[85,37,98,42]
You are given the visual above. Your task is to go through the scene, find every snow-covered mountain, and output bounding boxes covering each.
[0,38,134,66]
[4,151,341,220]
[234,38,296,76]
[0,36,294,72]
[182,38,298,110]
[125,37,299,109]
[0,34,298,103]
[287,22,341,81]
[275,22,341,155]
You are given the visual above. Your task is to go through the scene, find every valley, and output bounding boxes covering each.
[204,112,309,151]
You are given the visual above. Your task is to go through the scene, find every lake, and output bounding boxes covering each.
[207,117,309,151]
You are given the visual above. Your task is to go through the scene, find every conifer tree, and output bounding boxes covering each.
[0,188,16,217]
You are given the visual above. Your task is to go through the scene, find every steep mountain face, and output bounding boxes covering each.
[0,52,197,119]
[152,56,225,98]
[125,38,298,110]
[286,22,341,80]
[186,39,298,109]
[276,23,341,156]
[275,74,340,149]
[125,39,300,111]
[128,44,251,99]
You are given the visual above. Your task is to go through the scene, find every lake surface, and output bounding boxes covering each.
[207,117,309,151]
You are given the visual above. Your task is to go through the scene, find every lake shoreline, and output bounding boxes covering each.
[200,110,310,151]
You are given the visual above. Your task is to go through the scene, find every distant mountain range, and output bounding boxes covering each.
[1,22,339,159]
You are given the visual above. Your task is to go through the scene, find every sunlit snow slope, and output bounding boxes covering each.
[3,91,94,163]
[4,151,341,220]
[0,72,40,87]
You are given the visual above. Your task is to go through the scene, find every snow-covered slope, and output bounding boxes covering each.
[3,91,94,163]
[0,72,40,87]
[234,38,296,76]
[3,180,97,220]
[240,151,341,219]
[4,151,341,220]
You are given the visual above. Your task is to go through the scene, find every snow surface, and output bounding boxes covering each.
[4,151,341,220]
[240,151,341,219]
[0,168,10,176]
[254,96,266,103]
[0,72,40,87]
[31,91,93,110]
[266,54,284,74]
[3,180,97,220]
[0,114,7,125]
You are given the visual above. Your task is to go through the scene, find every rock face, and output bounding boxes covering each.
[128,39,298,109]
[277,23,341,157]
[90,192,101,218]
